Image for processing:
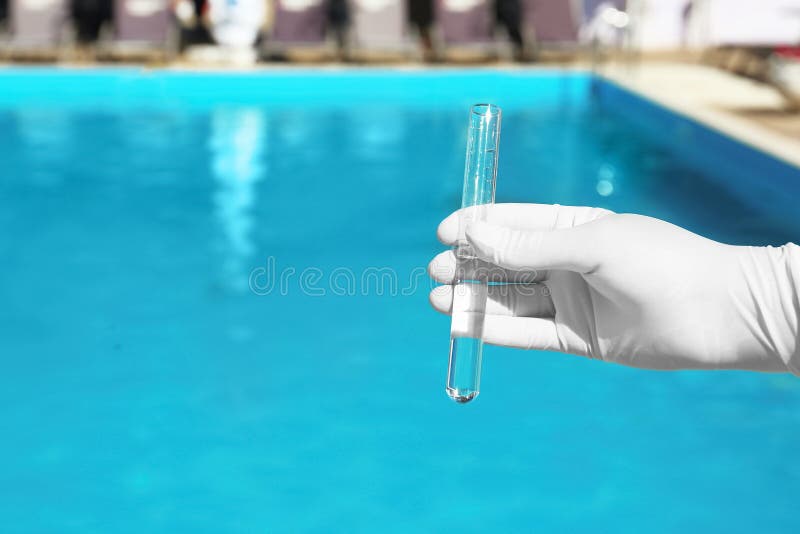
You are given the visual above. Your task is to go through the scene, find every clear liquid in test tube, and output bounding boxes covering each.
[446,104,501,404]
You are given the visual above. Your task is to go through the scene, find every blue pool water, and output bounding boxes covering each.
[1,69,800,533]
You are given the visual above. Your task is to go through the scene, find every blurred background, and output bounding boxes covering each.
[2,1,800,532]
[0,1,791,64]
[2,0,800,106]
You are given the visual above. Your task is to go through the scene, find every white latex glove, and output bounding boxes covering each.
[429,203,800,374]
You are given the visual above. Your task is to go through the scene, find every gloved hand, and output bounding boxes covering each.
[429,203,800,374]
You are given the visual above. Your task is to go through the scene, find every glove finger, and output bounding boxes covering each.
[429,283,555,318]
[437,203,613,246]
[466,220,602,274]
[427,249,547,284]
[483,315,565,353]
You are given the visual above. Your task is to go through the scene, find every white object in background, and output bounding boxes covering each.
[770,54,800,103]
[127,0,165,16]
[173,0,196,25]
[207,0,267,47]
[579,1,629,47]
[630,0,688,50]
[281,0,322,10]
[444,0,483,13]
[21,0,59,9]
[687,0,800,48]
[357,0,395,12]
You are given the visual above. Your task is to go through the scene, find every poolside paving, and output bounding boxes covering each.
[602,62,800,168]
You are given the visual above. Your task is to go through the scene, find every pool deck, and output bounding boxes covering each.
[601,62,800,169]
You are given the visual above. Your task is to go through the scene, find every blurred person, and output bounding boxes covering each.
[681,0,692,47]
[327,0,349,57]
[494,0,523,60]
[408,0,434,59]
[429,204,800,375]
[70,0,113,43]
[172,0,214,50]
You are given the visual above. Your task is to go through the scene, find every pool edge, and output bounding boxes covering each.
[599,66,800,170]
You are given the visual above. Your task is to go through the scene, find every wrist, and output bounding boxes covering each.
[736,243,800,374]
[781,243,800,375]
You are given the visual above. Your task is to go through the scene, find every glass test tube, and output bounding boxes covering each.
[446,104,501,404]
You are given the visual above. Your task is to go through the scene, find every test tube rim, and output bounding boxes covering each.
[470,103,502,117]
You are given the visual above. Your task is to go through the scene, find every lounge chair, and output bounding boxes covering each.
[523,0,579,51]
[7,0,68,58]
[112,0,175,59]
[693,0,800,110]
[266,0,335,60]
[350,0,409,60]
[435,0,494,60]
